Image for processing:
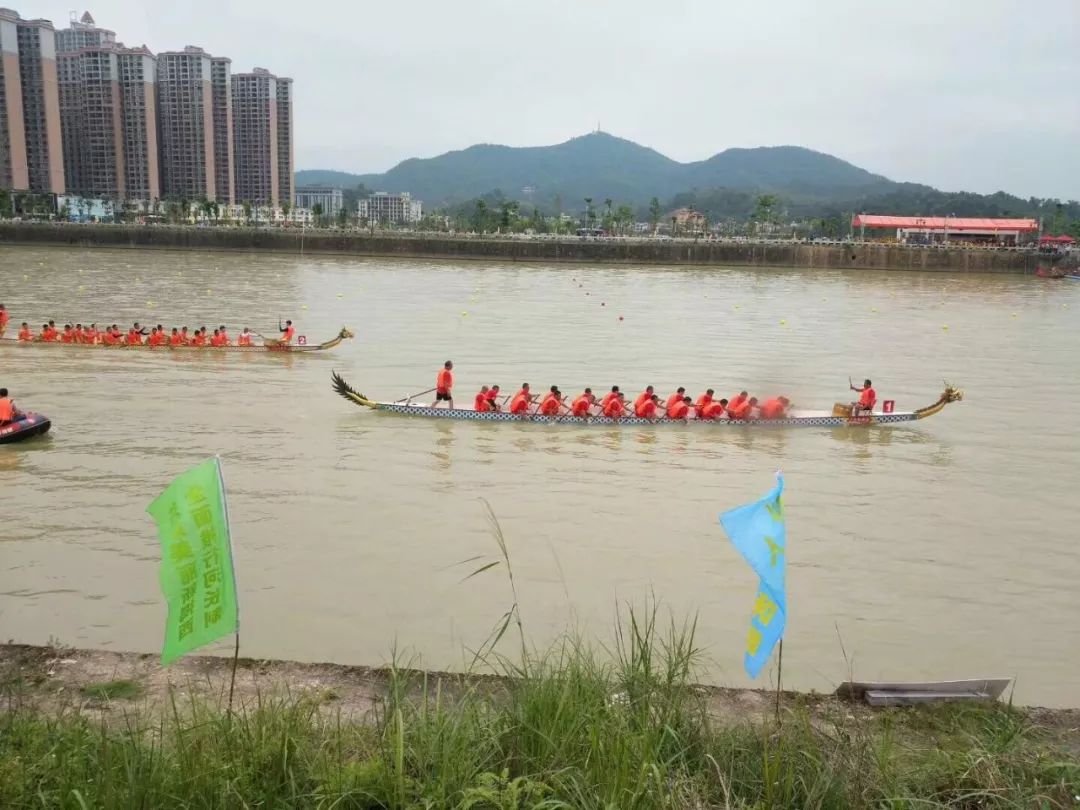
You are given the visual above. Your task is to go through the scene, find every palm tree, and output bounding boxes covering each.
[649,197,661,233]
[311,202,324,226]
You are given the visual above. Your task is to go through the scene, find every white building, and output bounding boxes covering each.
[294,185,344,215]
[358,191,422,224]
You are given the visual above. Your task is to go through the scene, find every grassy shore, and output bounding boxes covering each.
[2,620,1077,809]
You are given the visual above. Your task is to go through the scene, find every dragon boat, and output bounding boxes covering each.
[331,373,963,428]
[0,327,354,352]
[0,412,51,445]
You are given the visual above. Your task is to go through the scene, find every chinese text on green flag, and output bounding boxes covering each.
[147,457,238,665]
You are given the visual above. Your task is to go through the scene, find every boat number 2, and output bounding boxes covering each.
[297,336,307,345]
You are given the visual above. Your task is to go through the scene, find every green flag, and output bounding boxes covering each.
[148,457,238,665]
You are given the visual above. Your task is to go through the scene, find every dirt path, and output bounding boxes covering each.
[2,643,1077,752]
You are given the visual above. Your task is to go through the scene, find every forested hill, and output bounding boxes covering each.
[296,132,893,207]
[296,132,1078,226]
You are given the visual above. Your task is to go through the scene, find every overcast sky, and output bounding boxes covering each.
[32,0,1080,199]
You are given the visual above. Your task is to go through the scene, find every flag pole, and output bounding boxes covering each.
[774,639,783,724]
[216,455,241,716]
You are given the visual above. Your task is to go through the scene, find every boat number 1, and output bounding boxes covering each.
[297,336,307,345]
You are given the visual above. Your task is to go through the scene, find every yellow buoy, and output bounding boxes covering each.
[206,289,212,294]
[301,304,308,309]
[461,311,468,316]
[779,319,787,325]
[942,325,949,331]
[23,274,28,280]
[336,293,343,298]
[870,307,877,313]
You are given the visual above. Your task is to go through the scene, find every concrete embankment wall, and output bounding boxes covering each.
[0,222,1041,273]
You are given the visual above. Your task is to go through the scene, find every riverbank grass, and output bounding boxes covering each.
[2,617,1076,808]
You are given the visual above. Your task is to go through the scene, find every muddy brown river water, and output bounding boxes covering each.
[1,247,1078,706]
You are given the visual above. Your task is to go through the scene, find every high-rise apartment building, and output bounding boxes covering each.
[275,76,292,208]
[209,57,233,205]
[57,44,124,198]
[117,46,158,201]
[232,67,278,206]
[9,10,64,193]
[0,9,28,189]
[157,45,215,201]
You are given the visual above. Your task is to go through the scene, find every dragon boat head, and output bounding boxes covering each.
[339,327,356,340]
[940,382,964,404]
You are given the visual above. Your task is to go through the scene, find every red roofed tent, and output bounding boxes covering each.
[1039,234,1076,245]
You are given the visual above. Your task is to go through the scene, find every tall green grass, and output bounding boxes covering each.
[3,515,1076,808]
[1,618,1076,809]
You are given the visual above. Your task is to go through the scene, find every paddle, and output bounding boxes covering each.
[396,387,436,404]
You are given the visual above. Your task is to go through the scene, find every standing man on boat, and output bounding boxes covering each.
[431,360,454,408]
[850,379,876,414]
[0,303,9,336]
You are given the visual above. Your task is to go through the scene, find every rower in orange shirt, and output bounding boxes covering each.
[600,385,621,412]
[168,328,183,346]
[665,387,686,414]
[509,383,533,415]
[603,391,627,419]
[633,385,655,416]
[179,326,191,345]
[667,396,692,420]
[60,324,75,343]
[759,397,790,419]
[474,385,492,412]
[571,388,595,417]
[84,323,98,344]
[279,319,295,344]
[431,360,454,408]
[0,303,8,336]
[73,324,85,343]
[150,328,167,347]
[210,329,225,346]
[102,328,119,345]
[538,387,563,416]
[694,388,714,417]
[637,394,661,421]
[236,328,253,346]
[218,325,230,344]
[729,396,755,420]
[700,398,729,420]
[850,379,876,414]
[191,328,207,347]
[727,391,748,418]
[485,384,501,411]
[17,322,31,341]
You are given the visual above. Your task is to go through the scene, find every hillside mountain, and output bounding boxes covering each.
[296,132,895,208]
[295,132,1078,226]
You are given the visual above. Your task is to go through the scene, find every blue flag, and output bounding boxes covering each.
[720,474,787,679]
